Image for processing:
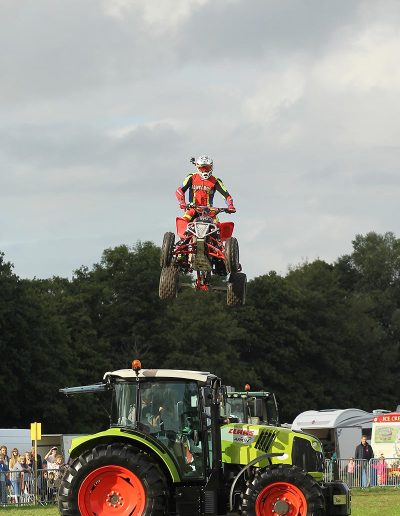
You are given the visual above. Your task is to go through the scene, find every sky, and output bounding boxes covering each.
[1,0,400,280]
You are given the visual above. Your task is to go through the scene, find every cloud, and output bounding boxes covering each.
[103,0,211,34]
[1,0,400,279]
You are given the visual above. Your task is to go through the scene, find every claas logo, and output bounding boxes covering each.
[228,428,255,437]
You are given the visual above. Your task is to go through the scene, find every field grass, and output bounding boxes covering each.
[1,488,399,515]
[351,488,400,516]
[0,507,58,515]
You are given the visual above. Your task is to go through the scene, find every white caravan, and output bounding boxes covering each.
[292,409,374,459]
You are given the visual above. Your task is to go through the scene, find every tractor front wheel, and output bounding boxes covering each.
[58,443,169,516]
[240,464,325,516]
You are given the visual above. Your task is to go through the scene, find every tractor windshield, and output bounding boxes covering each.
[110,379,204,479]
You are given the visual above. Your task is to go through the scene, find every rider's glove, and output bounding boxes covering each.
[179,202,186,210]
[226,196,236,213]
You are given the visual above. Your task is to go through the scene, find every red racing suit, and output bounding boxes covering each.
[175,173,235,221]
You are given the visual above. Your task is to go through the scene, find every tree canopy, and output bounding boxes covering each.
[1,231,399,433]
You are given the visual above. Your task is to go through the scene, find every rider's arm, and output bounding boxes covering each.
[215,178,236,212]
[176,174,193,207]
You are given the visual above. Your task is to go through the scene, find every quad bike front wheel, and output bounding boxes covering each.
[159,266,179,299]
[160,232,175,267]
[58,443,169,516]
[227,272,246,306]
[240,464,325,516]
[224,236,240,273]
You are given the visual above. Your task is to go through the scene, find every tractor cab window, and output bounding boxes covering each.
[111,380,204,479]
[111,382,137,426]
[225,396,247,423]
[248,395,279,426]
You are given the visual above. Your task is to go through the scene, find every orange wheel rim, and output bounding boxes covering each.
[78,465,146,516]
[256,481,307,516]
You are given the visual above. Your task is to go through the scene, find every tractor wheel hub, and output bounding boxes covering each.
[106,490,123,507]
[273,498,290,514]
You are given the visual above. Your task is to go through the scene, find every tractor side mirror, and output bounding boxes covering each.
[201,387,213,407]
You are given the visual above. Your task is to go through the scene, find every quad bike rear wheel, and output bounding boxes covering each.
[58,443,169,516]
[227,272,246,306]
[159,266,179,299]
[240,464,325,516]
[160,232,175,267]
[224,237,240,273]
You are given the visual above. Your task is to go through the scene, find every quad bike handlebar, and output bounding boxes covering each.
[182,204,232,214]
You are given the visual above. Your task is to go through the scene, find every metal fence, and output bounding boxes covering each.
[0,466,66,506]
[324,458,400,488]
[2,459,400,507]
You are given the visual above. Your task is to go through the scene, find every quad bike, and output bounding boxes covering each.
[159,204,246,306]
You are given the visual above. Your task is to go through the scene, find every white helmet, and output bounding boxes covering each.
[195,155,213,180]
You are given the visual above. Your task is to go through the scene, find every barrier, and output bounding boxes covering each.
[0,466,66,507]
[2,459,400,506]
[324,457,400,488]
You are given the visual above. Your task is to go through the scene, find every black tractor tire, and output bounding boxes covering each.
[240,464,325,516]
[58,443,169,516]
[159,266,179,299]
[227,272,246,306]
[160,232,175,267]
[224,237,240,274]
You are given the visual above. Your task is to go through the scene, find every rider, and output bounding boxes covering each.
[175,155,236,221]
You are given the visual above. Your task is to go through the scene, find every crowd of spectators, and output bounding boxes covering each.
[0,444,66,505]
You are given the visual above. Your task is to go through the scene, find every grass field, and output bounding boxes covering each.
[1,489,400,515]
[350,488,400,516]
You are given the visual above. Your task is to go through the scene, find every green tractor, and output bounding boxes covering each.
[58,361,350,515]
[225,385,280,426]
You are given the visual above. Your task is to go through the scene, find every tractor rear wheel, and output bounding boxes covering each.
[240,464,325,516]
[160,232,175,267]
[224,237,239,273]
[227,272,246,306]
[159,266,179,299]
[58,443,169,516]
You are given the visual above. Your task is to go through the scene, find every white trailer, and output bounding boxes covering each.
[0,429,31,455]
[292,409,374,459]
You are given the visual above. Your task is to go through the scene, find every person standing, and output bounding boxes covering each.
[347,457,355,488]
[376,454,388,486]
[355,435,374,487]
[44,447,58,471]
[0,453,8,505]
[9,448,19,502]
[0,446,9,468]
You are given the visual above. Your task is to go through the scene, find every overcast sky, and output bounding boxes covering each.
[1,0,400,280]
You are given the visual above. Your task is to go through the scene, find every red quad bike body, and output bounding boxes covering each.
[159,205,246,306]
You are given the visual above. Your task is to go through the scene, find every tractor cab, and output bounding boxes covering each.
[225,385,279,426]
[109,372,208,479]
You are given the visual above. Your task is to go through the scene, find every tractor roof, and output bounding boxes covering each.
[103,368,216,384]
[228,391,272,398]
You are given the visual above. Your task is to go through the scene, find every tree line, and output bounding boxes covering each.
[0,231,399,434]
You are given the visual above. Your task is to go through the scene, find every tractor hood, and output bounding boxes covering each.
[221,423,324,480]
